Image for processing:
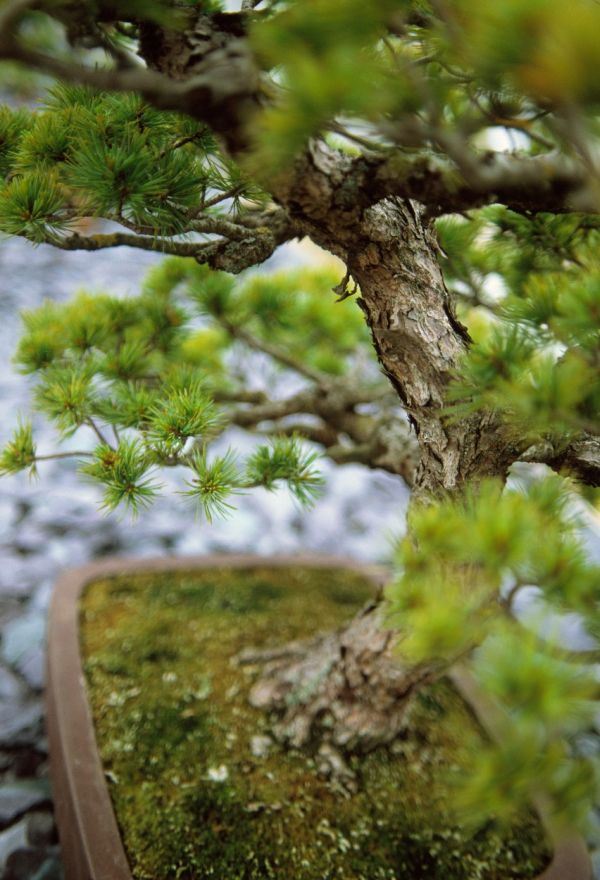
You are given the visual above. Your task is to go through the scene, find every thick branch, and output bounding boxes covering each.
[369,149,596,216]
[275,141,519,495]
[524,435,600,487]
[47,220,290,273]
[0,10,261,152]
[228,377,418,483]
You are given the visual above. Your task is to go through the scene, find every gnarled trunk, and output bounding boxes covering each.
[240,158,517,761]
[142,24,517,765]
[238,601,436,760]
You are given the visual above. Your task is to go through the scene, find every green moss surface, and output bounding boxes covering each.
[80,566,550,880]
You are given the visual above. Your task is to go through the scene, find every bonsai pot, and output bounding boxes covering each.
[46,554,592,880]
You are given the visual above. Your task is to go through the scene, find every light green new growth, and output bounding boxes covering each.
[0,260,367,517]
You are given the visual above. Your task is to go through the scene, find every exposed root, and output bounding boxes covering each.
[237,601,437,777]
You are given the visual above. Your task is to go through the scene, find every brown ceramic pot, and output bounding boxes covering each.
[46,554,592,880]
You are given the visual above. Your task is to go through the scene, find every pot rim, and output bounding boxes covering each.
[46,552,592,880]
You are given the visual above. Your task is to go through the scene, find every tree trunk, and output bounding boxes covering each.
[240,153,520,763]
[237,187,514,769]
[238,601,436,758]
[142,24,518,767]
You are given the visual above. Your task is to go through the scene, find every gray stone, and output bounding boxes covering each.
[1,614,46,675]
[0,700,43,748]
[0,600,26,632]
[0,784,50,829]
[0,666,25,702]
[0,559,55,600]
[0,820,27,873]
[28,584,54,616]
[16,649,45,692]
[25,812,56,848]
[10,524,49,557]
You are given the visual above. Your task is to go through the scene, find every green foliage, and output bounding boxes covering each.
[450,0,600,102]
[0,170,70,242]
[183,448,240,522]
[442,208,600,447]
[250,0,402,170]
[34,364,96,436]
[388,475,600,828]
[81,439,160,515]
[1,259,364,515]
[191,265,369,375]
[67,132,203,234]
[248,0,600,169]
[0,88,263,245]
[245,436,324,505]
[147,384,221,454]
[0,421,36,476]
[0,107,32,178]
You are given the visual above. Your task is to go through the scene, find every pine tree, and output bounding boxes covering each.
[0,0,599,845]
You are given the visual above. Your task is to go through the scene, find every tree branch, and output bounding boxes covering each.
[227,376,418,483]
[44,221,291,274]
[221,320,328,384]
[368,149,597,216]
[523,435,600,487]
[0,10,261,153]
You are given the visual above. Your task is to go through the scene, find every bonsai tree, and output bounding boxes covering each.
[0,0,599,836]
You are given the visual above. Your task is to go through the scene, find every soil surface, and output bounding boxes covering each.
[81,566,550,880]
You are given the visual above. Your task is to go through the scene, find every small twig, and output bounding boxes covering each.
[327,122,386,153]
[199,185,246,212]
[34,451,94,461]
[212,388,268,404]
[85,418,113,448]
[223,320,327,384]
[157,130,207,160]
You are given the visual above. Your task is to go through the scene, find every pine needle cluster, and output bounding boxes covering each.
[0,84,264,247]
[0,259,362,517]
[439,208,600,444]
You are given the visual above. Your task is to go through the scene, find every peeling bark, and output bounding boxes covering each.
[237,601,437,779]
[278,142,518,497]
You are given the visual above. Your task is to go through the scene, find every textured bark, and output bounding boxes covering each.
[526,435,600,488]
[238,601,437,779]
[234,143,524,755]
[139,13,262,153]
[277,142,518,498]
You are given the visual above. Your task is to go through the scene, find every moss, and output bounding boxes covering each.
[81,566,551,880]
